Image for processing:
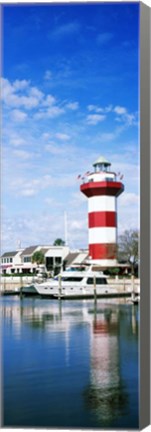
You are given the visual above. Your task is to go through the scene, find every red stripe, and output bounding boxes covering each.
[89,243,117,260]
[88,211,117,228]
[81,181,124,197]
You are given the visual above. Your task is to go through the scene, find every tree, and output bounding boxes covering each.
[31,250,45,265]
[118,229,139,274]
[53,238,65,246]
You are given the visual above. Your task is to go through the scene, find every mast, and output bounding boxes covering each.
[64,211,68,246]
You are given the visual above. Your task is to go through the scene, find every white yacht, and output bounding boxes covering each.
[33,265,127,299]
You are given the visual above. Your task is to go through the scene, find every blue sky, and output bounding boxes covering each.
[2,2,140,252]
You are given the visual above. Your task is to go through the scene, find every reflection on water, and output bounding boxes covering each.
[1,297,139,429]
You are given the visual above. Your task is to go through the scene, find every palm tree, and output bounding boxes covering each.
[31,250,45,265]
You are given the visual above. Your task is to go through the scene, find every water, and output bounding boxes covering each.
[1,296,139,429]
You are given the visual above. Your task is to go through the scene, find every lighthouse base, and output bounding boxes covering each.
[87,258,118,267]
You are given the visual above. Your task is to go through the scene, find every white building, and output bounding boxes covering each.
[0,245,88,275]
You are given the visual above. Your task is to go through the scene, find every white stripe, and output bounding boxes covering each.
[88,196,116,213]
[90,259,117,266]
[89,227,116,244]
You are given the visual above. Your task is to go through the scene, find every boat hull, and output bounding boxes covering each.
[52,292,132,300]
[21,285,39,296]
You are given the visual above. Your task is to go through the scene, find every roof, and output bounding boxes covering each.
[65,251,88,266]
[93,156,111,166]
[39,248,50,255]
[20,246,39,256]
[65,252,79,266]
[73,252,88,264]
[1,251,18,258]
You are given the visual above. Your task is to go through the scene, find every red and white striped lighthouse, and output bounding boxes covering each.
[80,156,124,266]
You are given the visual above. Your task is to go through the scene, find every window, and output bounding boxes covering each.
[105,177,113,182]
[87,277,107,285]
[55,257,62,264]
[62,277,83,282]
[24,256,31,263]
[46,257,53,271]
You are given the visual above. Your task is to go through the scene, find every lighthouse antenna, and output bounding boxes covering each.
[64,211,68,246]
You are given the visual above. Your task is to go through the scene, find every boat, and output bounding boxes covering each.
[21,274,48,296]
[33,264,131,299]
[131,295,140,305]
[127,295,140,305]
[21,284,39,296]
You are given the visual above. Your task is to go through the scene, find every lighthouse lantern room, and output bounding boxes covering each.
[80,156,124,266]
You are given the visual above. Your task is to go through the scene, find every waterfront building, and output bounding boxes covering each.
[0,245,88,275]
[0,250,24,273]
[80,156,124,266]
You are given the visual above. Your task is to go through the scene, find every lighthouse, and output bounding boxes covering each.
[80,156,124,266]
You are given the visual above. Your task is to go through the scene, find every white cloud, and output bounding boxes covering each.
[97,32,114,45]
[120,192,139,206]
[1,78,44,109]
[99,131,117,142]
[47,106,65,117]
[44,197,55,206]
[13,149,32,160]
[55,133,70,141]
[70,220,85,230]
[10,136,26,147]
[114,106,137,126]
[11,109,27,122]
[114,106,127,115]
[86,113,106,125]
[87,104,103,113]
[118,197,139,233]
[66,101,79,110]
[13,79,30,90]
[42,94,56,106]
[125,113,136,126]
[29,86,43,100]
[86,104,137,129]
[35,105,64,119]
[21,189,36,197]
[45,142,65,155]
[44,70,52,80]
[42,132,51,140]
[87,104,113,114]
[51,21,80,39]
[10,175,53,197]
[105,104,113,113]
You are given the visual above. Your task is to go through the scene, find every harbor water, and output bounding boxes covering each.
[1,296,139,429]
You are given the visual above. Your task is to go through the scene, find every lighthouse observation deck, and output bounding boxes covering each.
[80,156,124,264]
[80,157,124,197]
[80,174,124,197]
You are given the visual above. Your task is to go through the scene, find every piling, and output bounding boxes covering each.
[4,276,6,293]
[58,298,62,319]
[20,286,23,299]
[93,275,97,304]
[131,274,135,301]
[20,275,23,299]
[58,275,62,299]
